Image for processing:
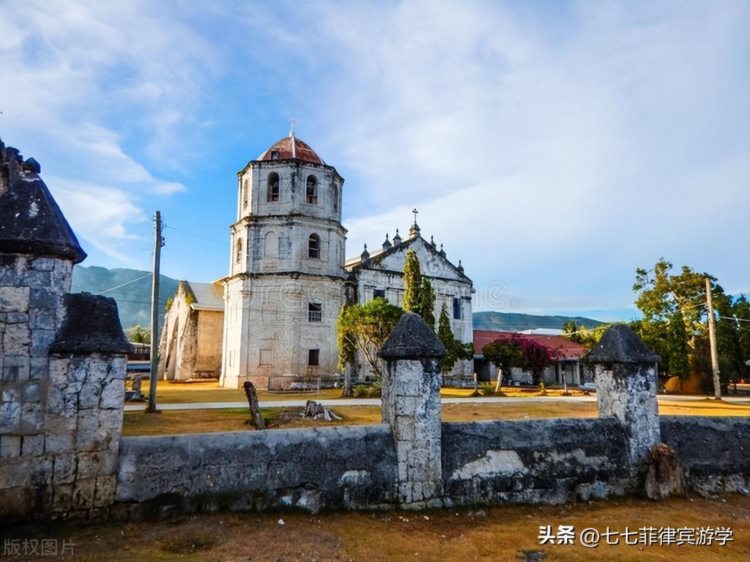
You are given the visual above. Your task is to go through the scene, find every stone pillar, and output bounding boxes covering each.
[0,139,130,519]
[379,312,446,509]
[587,324,661,465]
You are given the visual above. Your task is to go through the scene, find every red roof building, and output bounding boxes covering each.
[473,330,589,386]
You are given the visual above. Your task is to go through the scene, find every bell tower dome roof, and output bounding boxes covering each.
[257,135,324,165]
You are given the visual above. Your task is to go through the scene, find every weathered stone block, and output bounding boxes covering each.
[100,379,124,409]
[53,454,78,484]
[93,475,117,508]
[30,257,56,271]
[22,382,41,402]
[0,286,29,313]
[20,401,44,433]
[52,483,73,512]
[77,451,116,480]
[3,323,30,354]
[0,400,22,431]
[78,382,101,410]
[30,328,56,355]
[1,355,30,382]
[0,435,22,458]
[0,458,31,487]
[45,432,74,454]
[21,434,45,456]
[30,309,56,330]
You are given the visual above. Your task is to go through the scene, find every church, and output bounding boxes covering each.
[158,133,473,389]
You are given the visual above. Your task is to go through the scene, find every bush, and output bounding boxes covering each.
[479,383,496,397]
[352,384,369,398]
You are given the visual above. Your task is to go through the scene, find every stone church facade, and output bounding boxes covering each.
[161,134,473,389]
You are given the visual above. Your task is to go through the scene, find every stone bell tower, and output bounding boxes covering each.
[219,133,347,388]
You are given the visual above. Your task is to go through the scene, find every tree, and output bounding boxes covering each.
[402,250,422,313]
[337,298,404,381]
[666,310,689,377]
[402,249,436,328]
[127,325,151,344]
[436,303,473,374]
[337,305,358,397]
[416,278,436,329]
[481,336,524,382]
[563,320,605,348]
[483,334,556,386]
[517,336,555,385]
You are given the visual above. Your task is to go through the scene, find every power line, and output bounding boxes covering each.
[91,273,152,296]
[164,223,224,245]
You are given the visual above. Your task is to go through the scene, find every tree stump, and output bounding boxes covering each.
[644,443,686,500]
[303,400,342,421]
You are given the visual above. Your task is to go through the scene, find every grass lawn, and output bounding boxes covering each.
[5,494,749,561]
[135,380,595,405]
[122,399,750,437]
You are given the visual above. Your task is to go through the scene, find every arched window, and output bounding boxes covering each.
[235,238,243,264]
[267,172,279,202]
[308,234,320,259]
[306,175,318,204]
[332,183,339,213]
[264,231,276,258]
[242,179,249,208]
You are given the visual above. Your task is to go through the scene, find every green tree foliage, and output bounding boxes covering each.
[633,258,749,389]
[336,298,404,380]
[402,249,436,328]
[666,310,690,377]
[562,320,605,348]
[126,325,151,344]
[416,278,436,329]
[436,303,473,374]
[482,334,555,385]
[402,250,422,313]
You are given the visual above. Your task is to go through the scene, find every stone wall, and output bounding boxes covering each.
[660,416,750,494]
[442,418,631,506]
[116,425,397,515]
[112,415,750,515]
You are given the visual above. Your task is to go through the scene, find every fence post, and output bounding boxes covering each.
[587,324,661,465]
[379,312,446,509]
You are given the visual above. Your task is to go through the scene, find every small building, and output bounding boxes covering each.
[473,330,590,386]
[158,281,224,381]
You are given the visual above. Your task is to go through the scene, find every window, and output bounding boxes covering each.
[308,302,322,322]
[235,238,243,264]
[267,172,279,202]
[242,179,249,208]
[333,183,339,213]
[308,349,320,366]
[271,150,280,160]
[278,235,289,258]
[453,297,462,320]
[308,234,320,258]
[373,289,386,300]
[259,349,272,365]
[306,175,318,204]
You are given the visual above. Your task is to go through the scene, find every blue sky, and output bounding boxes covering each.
[1,0,748,321]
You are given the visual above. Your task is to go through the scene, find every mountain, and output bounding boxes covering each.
[72,266,606,335]
[71,266,180,331]
[472,311,605,332]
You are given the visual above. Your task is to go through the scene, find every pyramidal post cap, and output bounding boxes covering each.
[378,312,446,360]
[0,138,86,263]
[586,324,660,364]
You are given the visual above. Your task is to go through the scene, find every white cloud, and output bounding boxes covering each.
[300,0,750,316]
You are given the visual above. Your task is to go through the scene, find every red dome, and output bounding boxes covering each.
[258,136,324,165]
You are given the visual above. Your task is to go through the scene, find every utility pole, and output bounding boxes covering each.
[147,211,164,413]
[705,276,721,400]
